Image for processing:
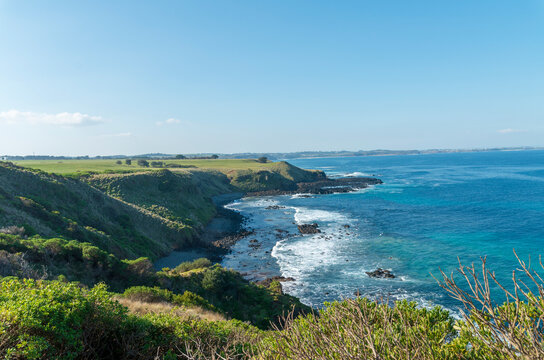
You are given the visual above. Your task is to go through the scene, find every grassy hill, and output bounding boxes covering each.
[0,160,325,260]
[13,158,285,175]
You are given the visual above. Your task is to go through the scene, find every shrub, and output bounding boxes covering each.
[174,257,212,273]
[258,298,458,360]
[151,161,164,168]
[125,159,132,165]
[122,257,154,277]
[123,286,215,310]
[123,285,174,303]
[0,279,127,359]
[436,253,544,359]
[137,159,149,167]
[0,278,259,359]
[201,265,227,292]
[115,160,122,165]
[257,156,268,163]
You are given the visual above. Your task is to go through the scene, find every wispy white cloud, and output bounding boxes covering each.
[497,128,525,134]
[156,118,182,126]
[100,132,132,138]
[0,109,103,126]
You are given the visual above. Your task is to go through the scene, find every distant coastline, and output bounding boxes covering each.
[2,146,542,161]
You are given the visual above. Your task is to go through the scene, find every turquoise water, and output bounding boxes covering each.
[221,150,544,310]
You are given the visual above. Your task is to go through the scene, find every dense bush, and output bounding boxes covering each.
[123,285,215,310]
[163,264,310,329]
[173,257,212,273]
[137,159,149,167]
[258,298,460,360]
[0,278,260,359]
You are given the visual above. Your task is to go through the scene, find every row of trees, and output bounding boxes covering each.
[115,155,221,168]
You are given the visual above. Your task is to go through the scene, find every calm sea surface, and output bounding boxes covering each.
[221,150,544,310]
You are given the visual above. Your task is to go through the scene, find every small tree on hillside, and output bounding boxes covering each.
[137,159,149,167]
[211,154,219,159]
[125,159,132,165]
[175,154,186,159]
[115,160,122,165]
[257,157,268,163]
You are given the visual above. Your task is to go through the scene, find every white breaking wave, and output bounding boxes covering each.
[342,171,372,177]
[290,193,313,199]
[293,207,349,224]
[271,235,339,280]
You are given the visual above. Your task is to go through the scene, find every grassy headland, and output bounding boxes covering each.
[0,159,324,260]
[13,158,288,175]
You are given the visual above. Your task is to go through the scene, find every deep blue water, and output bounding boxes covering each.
[221,150,544,311]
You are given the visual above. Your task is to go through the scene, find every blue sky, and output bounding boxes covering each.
[1,0,543,156]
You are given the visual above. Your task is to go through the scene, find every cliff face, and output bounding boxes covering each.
[0,161,326,260]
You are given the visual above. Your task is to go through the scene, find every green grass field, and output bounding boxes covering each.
[13,158,276,175]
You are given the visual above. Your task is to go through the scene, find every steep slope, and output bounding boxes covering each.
[0,161,326,260]
[0,163,198,259]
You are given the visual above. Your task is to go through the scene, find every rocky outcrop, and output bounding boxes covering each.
[265,205,285,210]
[366,268,395,279]
[298,223,321,234]
[212,230,254,250]
[247,177,383,196]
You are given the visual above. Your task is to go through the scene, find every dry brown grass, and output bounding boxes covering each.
[116,297,226,322]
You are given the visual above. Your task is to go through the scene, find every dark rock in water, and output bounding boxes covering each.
[275,228,288,233]
[366,268,395,279]
[343,224,350,228]
[212,230,254,250]
[266,205,285,210]
[256,276,295,288]
[298,223,321,234]
[249,239,258,243]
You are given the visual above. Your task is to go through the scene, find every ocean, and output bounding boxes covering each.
[221,150,544,311]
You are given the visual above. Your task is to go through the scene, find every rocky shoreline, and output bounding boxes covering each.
[154,176,383,273]
[201,177,383,253]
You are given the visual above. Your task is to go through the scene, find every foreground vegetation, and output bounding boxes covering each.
[2,254,544,359]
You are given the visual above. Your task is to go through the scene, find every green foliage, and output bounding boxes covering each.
[174,257,212,273]
[259,298,461,360]
[123,286,215,310]
[162,264,310,329]
[0,278,260,359]
[137,159,149,167]
[0,278,127,359]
